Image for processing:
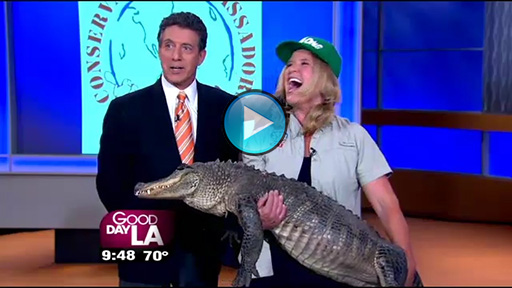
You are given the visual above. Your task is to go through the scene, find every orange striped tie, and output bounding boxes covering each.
[174,91,194,164]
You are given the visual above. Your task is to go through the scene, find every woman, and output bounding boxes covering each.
[242,36,417,287]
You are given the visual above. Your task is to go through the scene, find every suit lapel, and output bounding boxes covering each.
[195,82,215,162]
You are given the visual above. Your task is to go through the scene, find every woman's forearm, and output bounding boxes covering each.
[363,177,417,285]
[375,202,415,259]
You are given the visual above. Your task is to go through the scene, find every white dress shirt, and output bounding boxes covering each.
[161,75,198,141]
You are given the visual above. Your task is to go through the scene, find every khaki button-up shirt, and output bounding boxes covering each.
[241,113,393,278]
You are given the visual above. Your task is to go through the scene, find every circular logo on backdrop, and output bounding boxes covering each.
[224,90,287,155]
[80,1,260,103]
[78,1,262,154]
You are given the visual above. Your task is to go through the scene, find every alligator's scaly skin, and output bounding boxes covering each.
[134,160,424,287]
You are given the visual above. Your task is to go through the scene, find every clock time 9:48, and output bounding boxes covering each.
[101,249,136,262]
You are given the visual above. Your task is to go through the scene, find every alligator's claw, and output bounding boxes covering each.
[221,230,241,247]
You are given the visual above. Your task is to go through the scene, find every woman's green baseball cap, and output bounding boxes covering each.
[276,36,342,78]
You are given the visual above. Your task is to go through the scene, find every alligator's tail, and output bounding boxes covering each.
[375,243,424,287]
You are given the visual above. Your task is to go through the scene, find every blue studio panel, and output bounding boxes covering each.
[488,132,512,178]
[362,51,377,109]
[0,155,7,172]
[11,155,98,174]
[362,1,379,51]
[338,1,362,122]
[0,2,8,172]
[261,1,333,93]
[381,1,485,50]
[381,50,483,111]
[361,2,378,110]
[380,126,483,175]
[12,1,82,155]
[362,124,377,143]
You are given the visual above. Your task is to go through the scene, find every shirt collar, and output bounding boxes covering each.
[288,113,335,139]
[161,74,198,104]
[288,113,303,139]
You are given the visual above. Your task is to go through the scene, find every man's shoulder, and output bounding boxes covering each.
[109,81,159,108]
[197,82,235,103]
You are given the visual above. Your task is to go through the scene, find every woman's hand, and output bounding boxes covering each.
[257,190,287,230]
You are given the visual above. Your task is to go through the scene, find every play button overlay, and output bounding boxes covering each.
[224,90,287,155]
[243,106,274,140]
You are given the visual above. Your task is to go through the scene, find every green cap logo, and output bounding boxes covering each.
[299,37,324,49]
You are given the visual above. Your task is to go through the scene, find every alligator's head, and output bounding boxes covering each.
[134,163,199,200]
[134,162,228,217]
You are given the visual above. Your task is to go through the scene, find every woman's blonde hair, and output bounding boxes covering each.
[275,55,341,135]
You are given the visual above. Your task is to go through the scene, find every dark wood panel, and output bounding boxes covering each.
[362,169,512,224]
[361,110,512,132]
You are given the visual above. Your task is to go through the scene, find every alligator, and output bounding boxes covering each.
[134,160,424,287]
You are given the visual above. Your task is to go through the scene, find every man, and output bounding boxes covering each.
[96,12,241,287]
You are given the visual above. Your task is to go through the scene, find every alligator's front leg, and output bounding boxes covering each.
[232,195,264,287]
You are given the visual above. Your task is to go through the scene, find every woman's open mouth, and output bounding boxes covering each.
[287,77,303,93]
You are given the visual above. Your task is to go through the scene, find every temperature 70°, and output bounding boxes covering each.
[143,250,169,262]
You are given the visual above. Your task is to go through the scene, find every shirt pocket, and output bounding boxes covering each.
[310,141,359,205]
[321,141,359,185]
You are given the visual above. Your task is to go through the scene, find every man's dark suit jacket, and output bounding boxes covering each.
[96,78,240,286]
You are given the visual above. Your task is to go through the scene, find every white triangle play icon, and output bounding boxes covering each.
[243,106,274,140]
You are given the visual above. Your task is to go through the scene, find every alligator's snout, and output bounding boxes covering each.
[134,182,146,195]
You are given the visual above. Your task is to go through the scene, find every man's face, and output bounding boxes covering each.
[158,25,206,90]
